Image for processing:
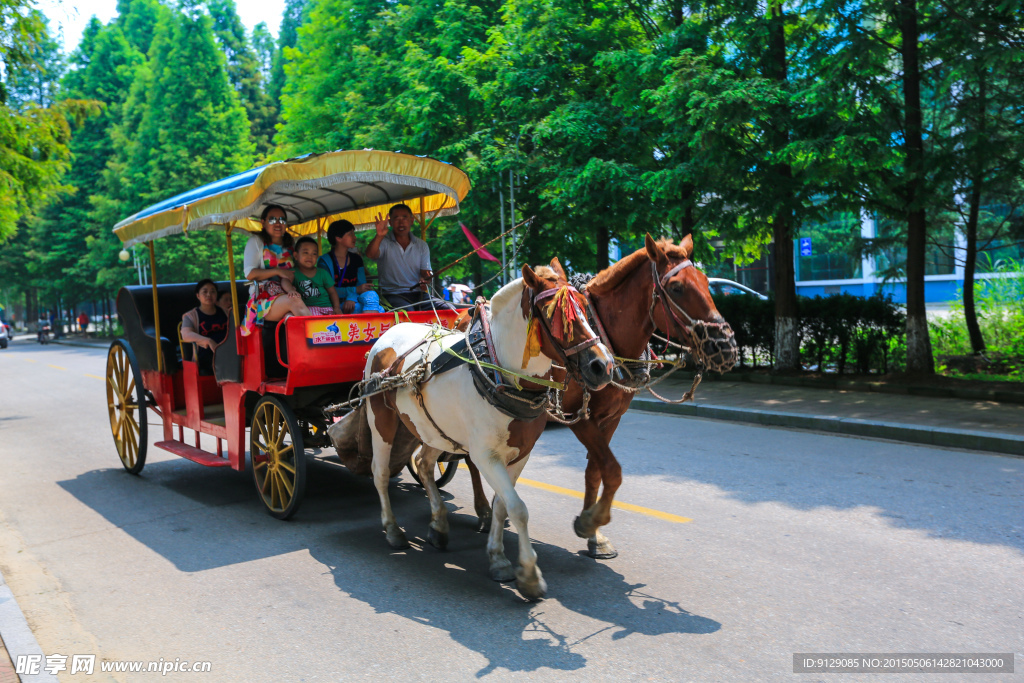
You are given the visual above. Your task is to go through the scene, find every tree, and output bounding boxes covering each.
[35,22,147,305]
[457,0,656,272]
[268,0,307,104]
[251,21,274,81]
[207,0,276,155]
[104,1,254,283]
[0,4,76,241]
[646,0,858,371]
[816,0,950,374]
[116,0,164,55]
[279,0,510,288]
[928,0,1024,355]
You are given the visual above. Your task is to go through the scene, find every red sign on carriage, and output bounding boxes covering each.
[305,312,459,347]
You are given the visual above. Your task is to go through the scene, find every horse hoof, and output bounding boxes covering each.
[516,571,547,601]
[476,512,492,533]
[385,527,410,549]
[588,538,618,560]
[427,527,448,550]
[489,561,516,583]
[573,515,595,540]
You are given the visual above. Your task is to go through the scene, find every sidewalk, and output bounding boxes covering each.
[630,375,1024,456]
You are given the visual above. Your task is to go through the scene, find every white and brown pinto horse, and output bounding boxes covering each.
[364,265,614,599]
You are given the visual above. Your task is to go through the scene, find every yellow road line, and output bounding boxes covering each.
[85,374,105,381]
[24,358,37,363]
[458,464,691,524]
[48,364,67,371]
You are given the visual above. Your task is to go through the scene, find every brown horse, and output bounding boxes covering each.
[464,234,737,558]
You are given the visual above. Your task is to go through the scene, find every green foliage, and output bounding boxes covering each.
[715,292,906,374]
[207,0,276,155]
[268,0,306,104]
[0,5,77,241]
[800,293,905,374]
[115,0,163,54]
[713,292,776,368]
[251,22,274,80]
[930,256,1024,360]
[3,0,1024,371]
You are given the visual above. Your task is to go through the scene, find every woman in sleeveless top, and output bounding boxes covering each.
[241,205,310,335]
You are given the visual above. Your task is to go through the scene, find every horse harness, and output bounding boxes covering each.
[371,284,597,455]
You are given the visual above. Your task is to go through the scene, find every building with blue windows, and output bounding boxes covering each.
[712,209,1023,303]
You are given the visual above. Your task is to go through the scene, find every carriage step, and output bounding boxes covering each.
[155,440,231,467]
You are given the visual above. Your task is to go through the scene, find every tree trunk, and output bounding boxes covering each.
[680,200,695,238]
[963,71,987,355]
[596,223,610,271]
[671,0,683,28]
[900,0,934,374]
[773,214,800,371]
[766,0,800,372]
[963,180,985,354]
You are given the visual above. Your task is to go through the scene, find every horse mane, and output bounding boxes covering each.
[533,265,558,281]
[490,276,527,315]
[587,238,690,295]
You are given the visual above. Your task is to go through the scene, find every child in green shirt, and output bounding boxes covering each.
[293,237,343,315]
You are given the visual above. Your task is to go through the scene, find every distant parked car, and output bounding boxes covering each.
[0,322,9,349]
[707,278,769,301]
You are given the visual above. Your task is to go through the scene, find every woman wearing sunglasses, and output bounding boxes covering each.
[241,204,310,335]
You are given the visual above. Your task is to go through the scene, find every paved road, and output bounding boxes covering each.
[0,342,1021,681]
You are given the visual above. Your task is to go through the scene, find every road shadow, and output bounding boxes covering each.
[307,508,720,677]
[56,457,453,572]
[534,412,1024,552]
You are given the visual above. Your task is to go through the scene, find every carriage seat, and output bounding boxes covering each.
[117,282,248,375]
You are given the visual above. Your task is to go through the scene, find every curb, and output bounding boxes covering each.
[661,370,1024,405]
[50,339,111,350]
[630,398,1024,457]
[0,569,59,683]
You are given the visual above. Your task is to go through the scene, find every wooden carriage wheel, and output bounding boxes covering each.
[251,395,307,520]
[106,340,148,474]
[406,449,460,489]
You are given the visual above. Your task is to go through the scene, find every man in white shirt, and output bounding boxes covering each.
[366,204,434,309]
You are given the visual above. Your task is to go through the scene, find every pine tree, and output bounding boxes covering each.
[0,5,75,241]
[106,1,254,283]
[251,22,275,81]
[268,0,307,104]
[207,0,276,156]
[116,0,164,55]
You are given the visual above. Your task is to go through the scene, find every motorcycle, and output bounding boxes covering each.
[38,323,51,344]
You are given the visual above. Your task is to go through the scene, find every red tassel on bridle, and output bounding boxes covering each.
[544,286,580,343]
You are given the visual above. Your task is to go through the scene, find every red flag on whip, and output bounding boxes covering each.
[460,223,501,262]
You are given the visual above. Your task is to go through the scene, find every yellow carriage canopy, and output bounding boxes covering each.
[112,150,472,247]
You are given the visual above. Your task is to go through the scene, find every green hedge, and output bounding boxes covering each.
[713,292,906,374]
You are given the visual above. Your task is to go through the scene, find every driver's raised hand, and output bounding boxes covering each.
[374,213,390,237]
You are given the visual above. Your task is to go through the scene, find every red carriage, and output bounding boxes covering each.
[106,151,468,519]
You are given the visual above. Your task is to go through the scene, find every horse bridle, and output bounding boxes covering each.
[649,259,734,374]
[471,284,599,388]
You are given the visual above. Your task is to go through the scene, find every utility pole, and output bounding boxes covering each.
[509,168,516,281]
[499,183,507,286]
